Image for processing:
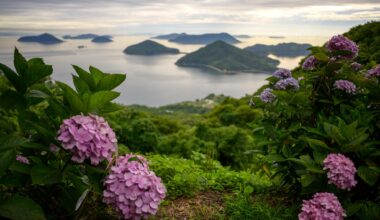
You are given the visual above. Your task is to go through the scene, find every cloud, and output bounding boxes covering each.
[0,0,379,35]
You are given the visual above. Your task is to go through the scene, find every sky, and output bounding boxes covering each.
[0,0,379,36]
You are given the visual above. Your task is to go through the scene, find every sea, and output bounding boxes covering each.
[0,35,328,106]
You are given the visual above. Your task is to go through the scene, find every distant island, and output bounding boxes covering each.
[124,40,180,55]
[176,40,279,73]
[269,36,285,39]
[92,36,113,43]
[244,42,312,57]
[63,34,99,39]
[152,33,187,40]
[169,33,240,44]
[18,33,63,44]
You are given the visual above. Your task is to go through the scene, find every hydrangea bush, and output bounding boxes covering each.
[0,49,165,219]
[252,34,380,219]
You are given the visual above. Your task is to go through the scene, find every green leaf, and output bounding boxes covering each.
[357,166,379,186]
[88,91,120,112]
[300,174,316,187]
[0,149,16,176]
[0,63,26,93]
[31,164,62,185]
[72,75,90,95]
[309,46,329,62]
[14,48,28,78]
[24,62,52,86]
[89,66,104,84]
[0,90,26,110]
[243,186,254,195]
[0,195,46,220]
[72,65,96,90]
[96,73,126,91]
[305,137,332,151]
[57,81,86,114]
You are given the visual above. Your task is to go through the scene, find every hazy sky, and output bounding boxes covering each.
[0,0,379,36]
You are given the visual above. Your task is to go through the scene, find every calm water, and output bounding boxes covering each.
[0,35,328,106]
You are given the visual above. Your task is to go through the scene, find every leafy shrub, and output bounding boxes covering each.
[251,32,380,218]
[147,153,268,199]
[0,49,166,219]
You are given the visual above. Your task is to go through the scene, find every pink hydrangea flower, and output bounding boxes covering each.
[366,64,380,78]
[103,154,166,219]
[333,80,356,95]
[323,153,357,190]
[260,88,276,103]
[326,35,358,59]
[302,56,318,70]
[273,68,292,79]
[16,155,30,164]
[298,192,346,220]
[57,114,117,165]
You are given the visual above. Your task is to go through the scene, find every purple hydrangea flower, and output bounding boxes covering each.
[350,62,362,71]
[333,80,356,95]
[274,77,300,91]
[326,35,358,59]
[16,155,30,164]
[323,153,357,190]
[366,64,380,78]
[57,114,117,165]
[260,88,276,103]
[298,192,346,220]
[103,154,166,219]
[302,56,318,70]
[273,68,292,79]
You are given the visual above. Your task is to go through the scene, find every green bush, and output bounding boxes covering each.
[0,49,126,219]
[251,29,380,217]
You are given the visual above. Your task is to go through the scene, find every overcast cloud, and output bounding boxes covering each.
[0,0,379,36]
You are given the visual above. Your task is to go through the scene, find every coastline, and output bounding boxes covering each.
[175,63,273,74]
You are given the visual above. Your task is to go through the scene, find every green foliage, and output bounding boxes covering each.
[176,40,280,72]
[147,153,270,199]
[345,21,380,64]
[0,48,126,219]
[224,194,297,220]
[250,22,380,217]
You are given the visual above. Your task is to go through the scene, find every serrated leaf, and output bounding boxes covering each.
[357,166,379,186]
[0,195,46,220]
[31,164,62,185]
[14,48,28,78]
[24,62,52,86]
[96,73,126,91]
[88,91,119,112]
[89,66,104,84]
[72,65,96,90]
[0,63,26,93]
[57,81,86,114]
[72,75,90,95]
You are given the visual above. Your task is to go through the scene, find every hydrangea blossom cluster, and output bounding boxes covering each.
[326,35,358,59]
[274,77,300,91]
[302,56,318,70]
[260,88,276,103]
[273,68,292,79]
[16,155,29,164]
[298,192,346,220]
[57,114,117,165]
[103,154,166,219]
[366,64,380,78]
[333,80,356,95]
[350,62,362,71]
[323,153,357,190]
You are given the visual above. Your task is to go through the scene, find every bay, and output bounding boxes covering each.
[0,35,328,106]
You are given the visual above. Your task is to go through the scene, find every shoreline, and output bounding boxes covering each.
[175,63,273,74]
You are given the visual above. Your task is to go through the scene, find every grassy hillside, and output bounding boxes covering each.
[176,40,279,72]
